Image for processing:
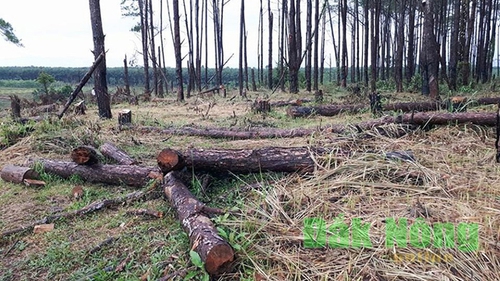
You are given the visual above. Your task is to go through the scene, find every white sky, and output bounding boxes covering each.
[0,0,265,68]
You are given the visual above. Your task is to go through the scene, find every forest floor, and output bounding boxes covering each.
[0,85,499,280]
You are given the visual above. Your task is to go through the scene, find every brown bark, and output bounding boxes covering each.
[173,0,184,101]
[30,159,160,188]
[157,147,327,174]
[99,142,137,165]
[1,165,39,184]
[89,0,112,119]
[71,146,101,165]
[163,171,234,275]
[140,126,316,140]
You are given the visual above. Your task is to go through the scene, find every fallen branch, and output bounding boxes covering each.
[1,189,161,239]
[29,159,161,187]
[163,171,234,275]
[99,142,137,165]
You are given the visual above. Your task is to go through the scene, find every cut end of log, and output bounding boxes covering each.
[204,243,235,275]
[71,146,99,165]
[157,149,182,174]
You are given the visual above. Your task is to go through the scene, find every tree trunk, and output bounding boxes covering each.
[173,0,184,101]
[163,171,234,275]
[99,142,137,165]
[31,159,160,188]
[312,0,320,90]
[449,0,460,91]
[138,0,150,94]
[268,0,273,90]
[395,0,406,92]
[340,0,348,87]
[1,165,39,184]
[406,0,417,83]
[123,55,131,96]
[288,0,301,93]
[305,0,312,92]
[363,0,369,86]
[149,0,158,96]
[89,0,112,119]
[140,125,316,140]
[157,147,328,174]
[421,0,440,99]
[238,0,245,96]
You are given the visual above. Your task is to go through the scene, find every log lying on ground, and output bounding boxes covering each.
[99,142,137,165]
[139,125,316,140]
[288,98,500,118]
[29,159,161,187]
[163,171,234,275]
[287,103,365,118]
[1,189,161,238]
[157,147,332,174]
[1,165,39,184]
[270,98,312,107]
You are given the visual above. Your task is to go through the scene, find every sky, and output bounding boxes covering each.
[0,0,264,68]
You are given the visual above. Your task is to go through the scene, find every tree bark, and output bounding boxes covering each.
[157,147,328,174]
[99,142,137,165]
[138,0,150,94]
[89,0,112,119]
[30,159,161,188]
[268,0,273,90]
[1,165,39,184]
[421,0,440,99]
[163,171,234,275]
[173,0,184,101]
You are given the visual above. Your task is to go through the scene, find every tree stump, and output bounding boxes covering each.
[74,100,86,115]
[10,95,21,120]
[252,99,271,114]
[1,165,39,184]
[315,90,324,103]
[118,109,132,126]
[369,92,382,114]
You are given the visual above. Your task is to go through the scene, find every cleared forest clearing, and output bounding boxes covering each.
[0,88,499,280]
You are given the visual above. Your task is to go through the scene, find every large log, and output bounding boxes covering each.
[163,172,234,275]
[139,126,316,140]
[99,142,137,165]
[1,165,39,184]
[30,159,160,187]
[287,104,365,118]
[157,147,331,174]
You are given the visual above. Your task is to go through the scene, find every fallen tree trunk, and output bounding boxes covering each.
[1,165,39,184]
[139,126,316,140]
[157,147,331,174]
[30,159,161,187]
[474,97,500,106]
[287,104,365,118]
[163,171,234,275]
[382,101,441,112]
[99,142,137,165]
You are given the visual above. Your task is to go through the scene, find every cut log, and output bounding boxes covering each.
[29,159,160,187]
[139,126,317,140]
[71,146,101,165]
[99,142,137,165]
[382,101,441,112]
[1,165,39,184]
[163,171,234,275]
[118,109,132,126]
[157,147,329,174]
[270,99,312,107]
[474,97,500,106]
[287,104,365,118]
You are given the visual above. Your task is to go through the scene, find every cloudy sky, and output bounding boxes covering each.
[0,0,264,68]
